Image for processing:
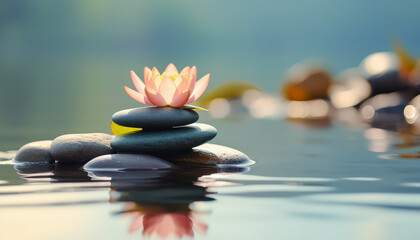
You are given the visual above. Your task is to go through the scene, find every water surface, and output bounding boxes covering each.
[1,117,420,239]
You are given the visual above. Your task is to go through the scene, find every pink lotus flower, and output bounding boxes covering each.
[125,63,210,107]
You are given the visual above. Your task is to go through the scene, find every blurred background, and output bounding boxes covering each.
[1,0,420,149]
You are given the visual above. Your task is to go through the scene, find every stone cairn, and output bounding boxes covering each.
[13,106,252,170]
[110,107,216,154]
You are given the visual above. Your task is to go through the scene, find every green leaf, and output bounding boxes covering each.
[182,105,209,111]
[111,121,142,136]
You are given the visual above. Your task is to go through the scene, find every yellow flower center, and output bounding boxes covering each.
[161,72,178,81]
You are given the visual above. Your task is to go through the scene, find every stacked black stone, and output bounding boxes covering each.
[110,107,217,153]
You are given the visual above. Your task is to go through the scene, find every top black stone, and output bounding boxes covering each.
[112,107,199,129]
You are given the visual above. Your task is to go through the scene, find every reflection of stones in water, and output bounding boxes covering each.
[285,99,331,129]
[86,161,250,189]
[402,95,420,134]
[360,92,406,119]
[286,99,330,119]
[14,162,55,176]
[101,163,248,239]
[359,92,414,132]
[362,127,420,153]
[398,154,420,159]
[83,144,251,238]
[364,128,391,153]
[15,162,91,183]
[372,126,420,158]
[378,153,420,160]
[80,143,252,239]
[287,118,331,129]
[393,132,420,149]
[108,169,220,205]
[333,107,365,129]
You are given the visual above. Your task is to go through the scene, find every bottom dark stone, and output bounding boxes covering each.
[83,154,175,171]
[83,143,253,172]
[157,143,253,165]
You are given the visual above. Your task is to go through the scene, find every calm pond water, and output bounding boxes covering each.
[1,114,420,240]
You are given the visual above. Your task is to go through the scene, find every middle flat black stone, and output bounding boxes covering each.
[112,107,199,129]
[110,123,217,153]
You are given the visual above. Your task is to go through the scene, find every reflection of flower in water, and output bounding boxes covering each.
[126,202,207,239]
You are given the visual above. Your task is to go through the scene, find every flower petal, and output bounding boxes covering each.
[145,87,167,106]
[180,66,190,75]
[158,77,177,104]
[128,214,144,233]
[149,67,161,90]
[144,67,158,91]
[152,66,161,77]
[186,73,210,104]
[192,219,208,234]
[170,89,190,107]
[174,74,189,91]
[175,66,190,86]
[130,70,145,94]
[188,66,197,93]
[165,63,179,76]
[124,86,152,105]
[144,67,152,84]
